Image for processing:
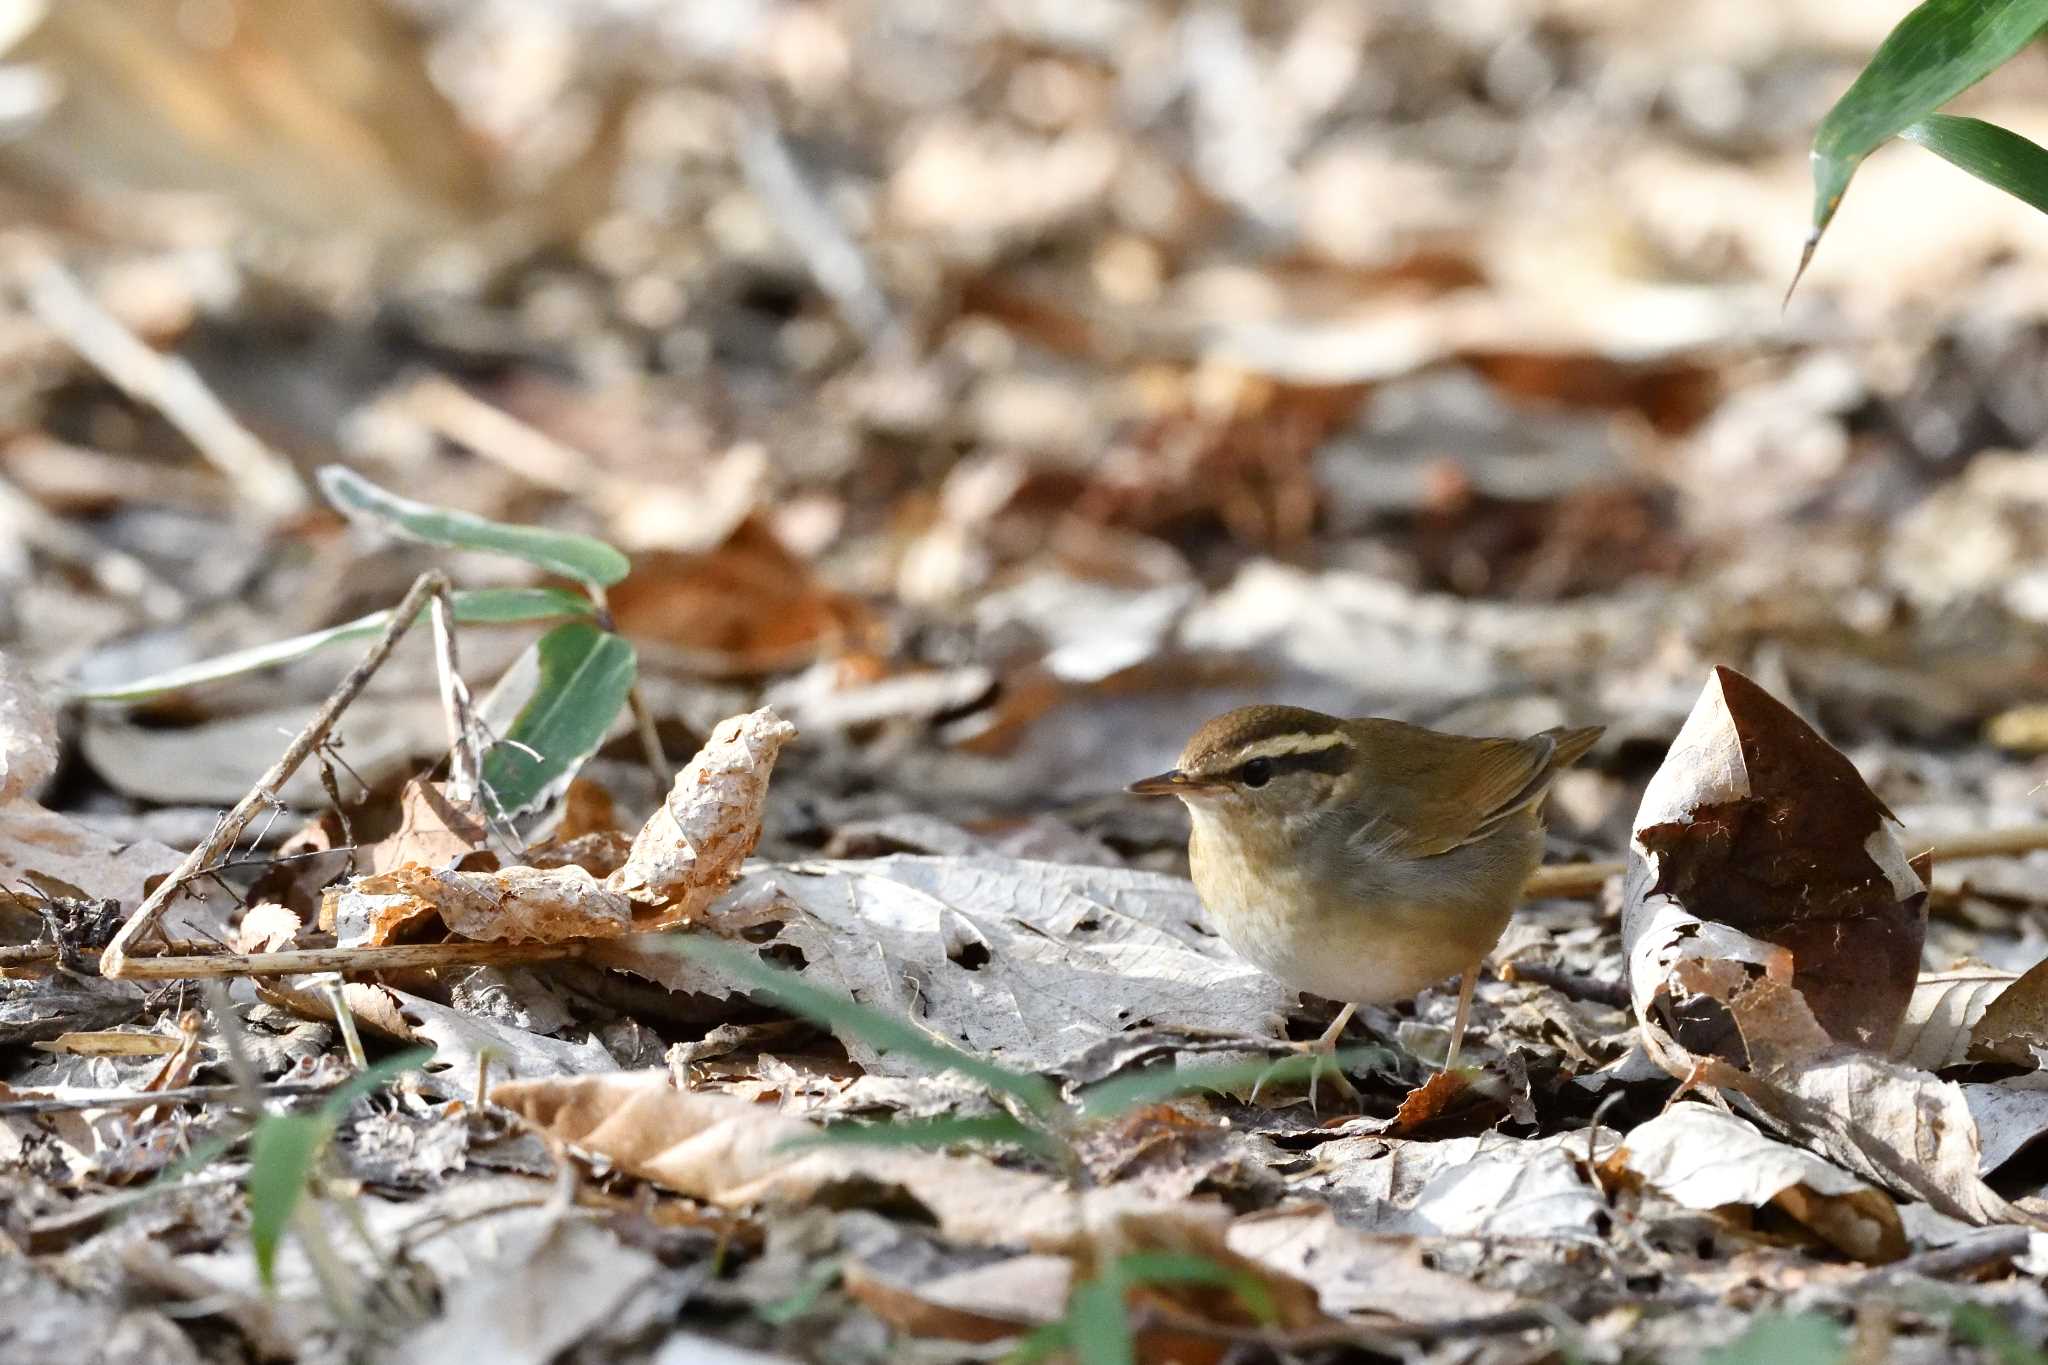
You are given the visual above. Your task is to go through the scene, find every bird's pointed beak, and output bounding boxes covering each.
[1126,769,1216,797]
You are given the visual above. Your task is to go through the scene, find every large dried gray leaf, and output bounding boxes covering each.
[721,855,1295,1078]
[1293,1131,1614,1241]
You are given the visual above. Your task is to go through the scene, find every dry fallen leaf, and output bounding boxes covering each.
[491,1070,1250,1259]
[1625,665,1926,1060]
[1968,956,2048,1068]
[1893,967,2017,1072]
[322,708,797,945]
[0,651,58,804]
[1613,1100,1904,1262]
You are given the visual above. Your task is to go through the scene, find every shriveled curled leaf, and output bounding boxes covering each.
[324,707,796,944]
[1625,666,1925,1060]
[318,464,630,587]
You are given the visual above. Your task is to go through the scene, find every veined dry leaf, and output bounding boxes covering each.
[1614,1101,1904,1262]
[1227,1205,1523,1323]
[1894,967,2017,1072]
[492,1070,1230,1256]
[716,855,1295,1078]
[1968,956,2048,1067]
[233,902,302,955]
[1625,666,1926,1059]
[368,780,493,877]
[1961,1076,2048,1174]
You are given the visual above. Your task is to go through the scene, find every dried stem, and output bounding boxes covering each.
[111,938,590,981]
[430,585,480,803]
[99,571,449,977]
[1518,824,2048,902]
[16,251,307,520]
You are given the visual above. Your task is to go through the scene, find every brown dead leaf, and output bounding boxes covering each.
[609,707,797,927]
[491,1070,1253,1260]
[1893,967,2017,1072]
[1625,666,1926,1059]
[367,780,492,877]
[608,520,872,675]
[1968,957,2048,1068]
[841,1244,1066,1345]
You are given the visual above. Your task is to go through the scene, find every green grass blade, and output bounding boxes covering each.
[479,621,636,816]
[657,935,1061,1118]
[1074,1045,1388,1121]
[782,1113,1063,1160]
[1703,1312,1846,1365]
[68,588,593,702]
[1067,1279,1135,1365]
[1002,1323,1070,1364]
[247,1113,329,1290]
[1900,113,2048,212]
[319,464,631,587]
[1803,0,2048,271]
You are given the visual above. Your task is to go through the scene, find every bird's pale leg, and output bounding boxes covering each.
[1249,1003,1360,1110]
[1305,1002,1360,1111]
[1442,964,1479,1072]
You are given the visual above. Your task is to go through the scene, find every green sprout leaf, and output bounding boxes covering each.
[319,464,631,587]
[655,935,1060,1119]
[1799,0,2048,287]
[246,1050,430,1291]
[68,588,593,702]
[1900,113,2048,214]
[479,620,636,817]
[783,1112,1064,1161]
[1074,1045,1388,1122]
[247,1113,328,1290]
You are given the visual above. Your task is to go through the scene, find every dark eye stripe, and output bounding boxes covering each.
[1234,745,1349,783]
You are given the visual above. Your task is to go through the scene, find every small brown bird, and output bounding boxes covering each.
[1129,705,1601,1096]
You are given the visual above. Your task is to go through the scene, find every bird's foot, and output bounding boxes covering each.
[1249,1033,1360,1113]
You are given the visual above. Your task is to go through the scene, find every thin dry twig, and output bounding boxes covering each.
[15,251,307,520]
[0,1078,342,1116]
[1499,959,1631,1009]
[1519,824,2048,901]
[430,584,481,803]
[111,938,590,981]
[99,571,450,977]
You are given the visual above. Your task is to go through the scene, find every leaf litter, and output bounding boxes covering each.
[12,2,2048,1361]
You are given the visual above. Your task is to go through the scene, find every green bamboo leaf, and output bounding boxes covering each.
[479,621,636,817]
[247,1113,327,1291]
[783,1113,1062,1160]
[657,935,1061,1118]
[1900,113,2048,213]
[319,464,631,587]
[1800,0,2048,285]
[1074,1045,1387,1122]
[69,588,593,702]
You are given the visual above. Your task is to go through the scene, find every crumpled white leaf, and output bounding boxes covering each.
[0,651,57,804]
[1295,1130,1614,1241]
[717,854,1297,1077]
[1616,1100,1903,1261]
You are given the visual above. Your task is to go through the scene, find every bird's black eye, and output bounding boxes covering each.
[1239,757,1272,788]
